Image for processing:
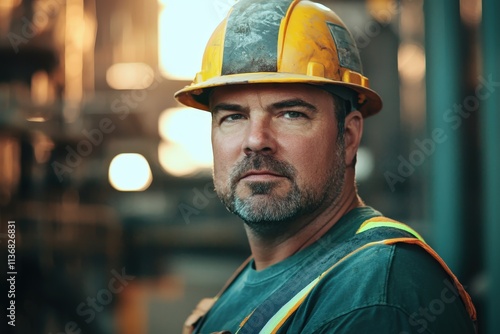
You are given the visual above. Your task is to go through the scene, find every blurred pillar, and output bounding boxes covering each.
[423,1,463,272]
[481,0,500,333]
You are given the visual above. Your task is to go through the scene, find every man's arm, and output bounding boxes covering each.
[182,298,216,334]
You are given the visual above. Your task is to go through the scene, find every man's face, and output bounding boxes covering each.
[209,83,346,235]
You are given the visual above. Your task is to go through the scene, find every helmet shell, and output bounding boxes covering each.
[174,0,383,117]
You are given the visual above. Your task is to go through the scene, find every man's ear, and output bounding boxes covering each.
[343,110,363,167]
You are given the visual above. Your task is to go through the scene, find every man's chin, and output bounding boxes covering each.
[235,205,302,238]
[236,195,280,209]
[233,196,298,222]
[236,180,290,198]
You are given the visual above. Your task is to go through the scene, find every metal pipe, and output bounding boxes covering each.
[424,0,463,273]
[481,0,500,332]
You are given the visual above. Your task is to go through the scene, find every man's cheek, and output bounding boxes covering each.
[213,168,231,193]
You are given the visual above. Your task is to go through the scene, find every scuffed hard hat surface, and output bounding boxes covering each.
[221,0,294,75]
[327,23,362,73]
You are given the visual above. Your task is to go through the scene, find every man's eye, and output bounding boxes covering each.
[221,113,245,123]
[283,111,306,119]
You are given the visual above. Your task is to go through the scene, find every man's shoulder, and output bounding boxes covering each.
[315,241,454,306]
[287,241,475,333]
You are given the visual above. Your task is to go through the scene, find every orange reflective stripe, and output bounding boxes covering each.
[382,237,477,321]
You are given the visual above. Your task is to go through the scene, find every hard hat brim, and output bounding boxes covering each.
[174,72,383,118]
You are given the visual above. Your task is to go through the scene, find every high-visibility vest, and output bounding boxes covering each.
[196,217,478,334]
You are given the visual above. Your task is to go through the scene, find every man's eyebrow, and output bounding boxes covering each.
[210,103,248,114]
[271,99,318,112]
[210,99,317,114]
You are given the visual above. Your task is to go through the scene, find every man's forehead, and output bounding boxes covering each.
[209,83,333,107]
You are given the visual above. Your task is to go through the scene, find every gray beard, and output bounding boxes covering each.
[215,143,346,237]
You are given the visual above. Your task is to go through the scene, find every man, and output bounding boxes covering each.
[175,0,477,333]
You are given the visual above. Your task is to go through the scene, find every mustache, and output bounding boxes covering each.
[229,154,296,185]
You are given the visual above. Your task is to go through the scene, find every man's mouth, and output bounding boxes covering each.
[239,170,286,182]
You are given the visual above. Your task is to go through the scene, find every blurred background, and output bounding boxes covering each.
[0,0,497,333]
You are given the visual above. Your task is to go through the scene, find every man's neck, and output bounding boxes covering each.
[245,188,364,271]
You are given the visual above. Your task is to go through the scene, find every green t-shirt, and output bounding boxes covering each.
[197,207,476,333]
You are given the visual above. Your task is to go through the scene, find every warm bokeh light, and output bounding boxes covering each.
[157,0,236,80]
[26,116,48,123]
[158,107,213,177]
[398,42,426,83]
[109,153,153,191]
[158,141,204,177]
[106,62,155,90]
[64,0,85,103]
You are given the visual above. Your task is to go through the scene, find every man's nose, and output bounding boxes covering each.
[242,116,277,156]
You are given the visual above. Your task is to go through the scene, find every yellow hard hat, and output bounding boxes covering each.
[174,0,383,117]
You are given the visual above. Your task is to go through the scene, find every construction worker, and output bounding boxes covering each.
[175,0,478,333]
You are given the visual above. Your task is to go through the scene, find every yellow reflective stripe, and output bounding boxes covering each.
[261,240,387,333]
[260,277,321,334]
[356,220,426,243]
